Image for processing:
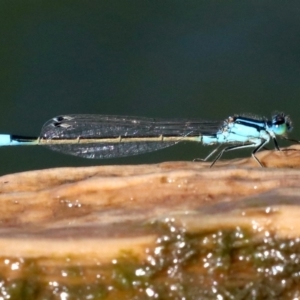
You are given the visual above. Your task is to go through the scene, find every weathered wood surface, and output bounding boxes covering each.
[0,145,300,298]
[0,146,299,259]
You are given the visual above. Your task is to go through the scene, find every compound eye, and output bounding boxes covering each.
[272,114,291,135]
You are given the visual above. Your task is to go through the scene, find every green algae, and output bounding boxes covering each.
[1,219,300,299]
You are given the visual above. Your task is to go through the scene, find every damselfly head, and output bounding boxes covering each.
[271,113,292,136]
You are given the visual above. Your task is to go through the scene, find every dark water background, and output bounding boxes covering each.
[0,1,300,175]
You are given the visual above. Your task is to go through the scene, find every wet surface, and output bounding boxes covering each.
[0,146,299,298]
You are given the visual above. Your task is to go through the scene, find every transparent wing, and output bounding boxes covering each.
[40,114,222,159]
[42,142,180,159]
